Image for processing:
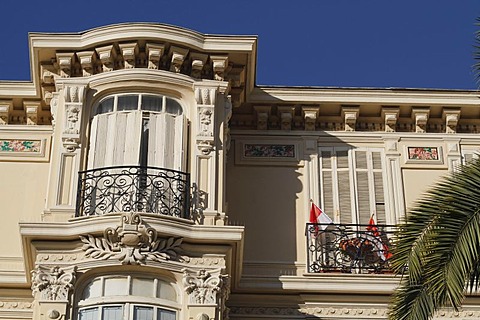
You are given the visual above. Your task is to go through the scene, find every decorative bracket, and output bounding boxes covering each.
[341,106,359,132]
[146,43,165,69]
[169,46,189,73]
[443,108,461,134]
[412,107,430,133]
[381,107,399,132]
[119,42,139,69]
[76,51,95,76]
[55,53,74,78]
[24,101,41,125]
[278,106,295,131]
[96,45,116,72]
[190,53,208,79]
[302,107,319,131]
[210,56,229,81]
[254,106,271,130]
[0,100,12,125]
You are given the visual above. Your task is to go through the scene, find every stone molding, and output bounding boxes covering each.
[31,266,76,301]
[80,212,186,265]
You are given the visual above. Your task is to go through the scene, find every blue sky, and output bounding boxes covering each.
[0,0,479,89]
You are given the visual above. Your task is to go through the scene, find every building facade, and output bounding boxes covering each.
[0,23,480,320]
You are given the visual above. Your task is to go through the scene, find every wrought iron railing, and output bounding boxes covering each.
[306,223,395,274]
[76,166,190,218]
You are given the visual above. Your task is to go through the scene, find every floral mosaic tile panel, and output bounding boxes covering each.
[244,144,295,158]
[0,140,41,153]
[407,147,439,160]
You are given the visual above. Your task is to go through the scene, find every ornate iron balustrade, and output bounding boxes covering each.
[306,223,395,274]
[76,166,190,218]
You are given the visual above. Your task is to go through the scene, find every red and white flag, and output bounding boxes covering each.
[366,214,393,261]
[309,201,333,230]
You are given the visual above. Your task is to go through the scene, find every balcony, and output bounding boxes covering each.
[306,223,395,274]
[76,166,190,218]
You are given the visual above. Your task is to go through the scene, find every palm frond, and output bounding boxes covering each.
[389,158,480,320]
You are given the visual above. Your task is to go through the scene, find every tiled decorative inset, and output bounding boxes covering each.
[407,147,439,161]
[244,144,295,158]
[0,140,41,153]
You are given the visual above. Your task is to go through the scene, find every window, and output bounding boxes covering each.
[77,275,178,320]
[318,147,387,225]
[88,93,184,171]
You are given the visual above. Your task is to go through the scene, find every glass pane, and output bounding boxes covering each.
[131,278,154,297]
[118,95,139,111]
[104,277,128,296]
[103,306,123,320]
[158,309,176,320]
[83,279,102,299]
[133,306,154,320]
[165,98,182,115]
[157,280,176,301]
[79,307,98,320]
[96,97,114,115]
[142,95,164,112]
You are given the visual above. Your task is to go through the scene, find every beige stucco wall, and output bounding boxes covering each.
[402,168,448,211]
[0,161,49,256]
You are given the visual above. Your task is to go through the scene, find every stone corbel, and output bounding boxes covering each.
[190,53,208,79]
[55,53,74,78]
[278,106,295,131]
[76,51,95,76]
[0,100,12,125]
[95,45,116,72]
[412,107,430,133]
[210,56,229,81]
[443,108,461,134]
[381,107,399,132]
[62,85,86,152]
[302,107,319,131]
[195,87,216,106]
[119,42,138,69]
[146,43,165,69]
[169,46,189,73]
[254,106,271,130]
[341,106,359,132]
[24,101,41,125]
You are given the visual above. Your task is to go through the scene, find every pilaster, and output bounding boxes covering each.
[192,81,230,225]
[44,80,89,221]
[383,137,405,223]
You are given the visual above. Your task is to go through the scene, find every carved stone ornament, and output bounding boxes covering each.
[64,105,80,134]
[303,108,318,131]
[0,101,12,125]
[50,93,59,129]
[183,268,228,305]
[412,108,430,133]
[80,212,186,265]
[31,266,76,301]
[199,107,213,137]
[195,88,216,105]
[197,140,215,155]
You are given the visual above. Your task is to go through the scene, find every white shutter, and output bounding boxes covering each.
[319,149,335,218]
[88,111,142,168]
[148,113,184,170]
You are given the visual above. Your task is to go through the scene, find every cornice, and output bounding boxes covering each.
[29,23,257,52]
[0,82,38,98]
[249,87,480,106]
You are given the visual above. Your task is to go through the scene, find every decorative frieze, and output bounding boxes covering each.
[0,140,41,153]
[412,107,430,133]
[80,212,186,265]
[31,266,76,301]
[183,268,228,305]
[244,144,295,158]
[0,100,12,125]
[443,108,461,134]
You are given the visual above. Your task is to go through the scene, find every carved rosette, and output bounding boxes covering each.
[61,85,86,152]
[183,268,229,305]
[80,212,186,265]
[31,266,76,301]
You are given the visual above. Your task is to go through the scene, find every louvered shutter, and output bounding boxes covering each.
[336,150,352,224]
[319,149,335,218]
[148,113,184,170]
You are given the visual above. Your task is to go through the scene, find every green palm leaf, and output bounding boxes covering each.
[389,158,480,320]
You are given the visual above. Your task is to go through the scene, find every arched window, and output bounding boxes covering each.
[87,93,184,171]
[77,275,178,320]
